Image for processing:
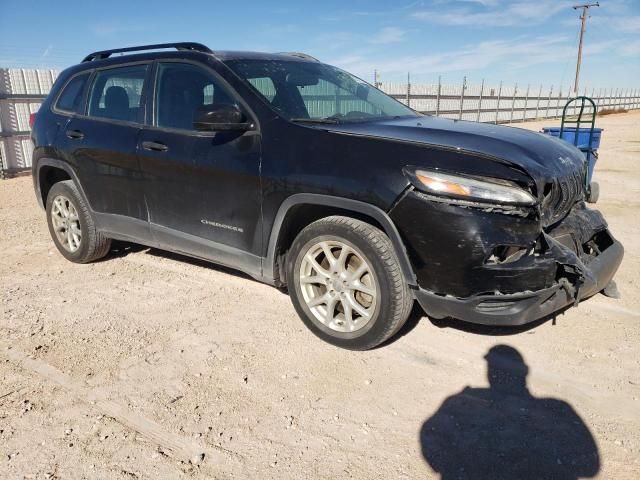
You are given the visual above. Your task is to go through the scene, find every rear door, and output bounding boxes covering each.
[60,63,151,229]
[137,61,262,271]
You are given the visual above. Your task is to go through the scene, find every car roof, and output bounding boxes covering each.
[58,44,320,81]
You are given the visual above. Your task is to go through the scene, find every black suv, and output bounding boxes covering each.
[32,42,623,350]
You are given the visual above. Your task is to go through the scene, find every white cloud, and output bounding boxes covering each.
[593,15,640,33]
[370,27,407,44]
[314,27,407,50]
[620,40,640,56]
[41,45,52,58]
[327,34,613,79]
[412,0,573,27]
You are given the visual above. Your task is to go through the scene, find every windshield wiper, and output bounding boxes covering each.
[290,117,339,124]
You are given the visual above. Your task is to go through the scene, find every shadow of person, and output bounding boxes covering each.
[420,345,600,480]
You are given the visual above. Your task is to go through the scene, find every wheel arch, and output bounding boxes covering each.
[264,193,417,287]
[35,158,90,210]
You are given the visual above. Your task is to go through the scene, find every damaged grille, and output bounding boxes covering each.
[542,168,585,226]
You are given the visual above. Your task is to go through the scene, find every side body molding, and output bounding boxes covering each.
[263,193,417,287]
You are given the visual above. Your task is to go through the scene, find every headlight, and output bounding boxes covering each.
[411,169,537,206]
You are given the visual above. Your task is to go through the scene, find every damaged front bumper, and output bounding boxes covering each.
[414,237,623,326]
[390,189,624,326]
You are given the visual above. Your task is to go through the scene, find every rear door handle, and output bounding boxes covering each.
[65,129,84,140]
[142,140,169,152]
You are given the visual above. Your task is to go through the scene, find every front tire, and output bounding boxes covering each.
[46,180,111,263]
[287,216,413,350]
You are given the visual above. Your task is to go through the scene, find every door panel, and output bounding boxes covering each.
[139,129,262,255]
[138,62,262,264]
[62,117,145,219]
[59,64,150,221]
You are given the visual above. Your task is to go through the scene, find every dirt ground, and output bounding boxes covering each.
[1,111,639,480]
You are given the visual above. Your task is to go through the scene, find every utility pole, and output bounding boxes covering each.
[572,2,599,93]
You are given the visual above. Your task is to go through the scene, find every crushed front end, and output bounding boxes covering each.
[390,170,624,326]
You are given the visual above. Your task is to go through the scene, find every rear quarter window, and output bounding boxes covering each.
[55,73,90,113]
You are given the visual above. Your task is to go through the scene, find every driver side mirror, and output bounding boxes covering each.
[193,104,252,132]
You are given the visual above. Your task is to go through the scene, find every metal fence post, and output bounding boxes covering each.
[557,86,563,118]
[476,79,484,122]
[597,87,602,109]
[0,142,5,180]
[523,84,530,122]
[495,81,502,124]
[459,76,467,120]
[435,75,441,116]
[546,85,553,119]
[619,87,623,109]
[509,83,518,124]
[625,87,630,109]
[406,72,411,109]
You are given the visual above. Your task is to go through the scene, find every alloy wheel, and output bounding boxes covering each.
[50,195,82,252]
[299,240,378,333]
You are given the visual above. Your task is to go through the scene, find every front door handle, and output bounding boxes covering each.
[142,140,169,152]
[65,129,84,140]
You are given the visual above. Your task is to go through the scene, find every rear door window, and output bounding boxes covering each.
[87,65,148,122]
[55,73,90,113]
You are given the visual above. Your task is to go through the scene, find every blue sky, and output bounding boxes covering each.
[1,0,638,88]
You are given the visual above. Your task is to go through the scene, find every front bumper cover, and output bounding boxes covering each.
[391,189,624,326]
[414,237,623,326]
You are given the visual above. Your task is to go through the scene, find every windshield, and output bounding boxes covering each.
[224,58,419,123]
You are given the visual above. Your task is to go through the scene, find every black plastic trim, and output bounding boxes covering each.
[263,193,418,286]
[34,158,91,210]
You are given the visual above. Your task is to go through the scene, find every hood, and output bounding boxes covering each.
[324,115,586,184]
[321,115,587,226]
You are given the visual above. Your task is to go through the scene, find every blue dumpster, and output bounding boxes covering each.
[542,127,603,184]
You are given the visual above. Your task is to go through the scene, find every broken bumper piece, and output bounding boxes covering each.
[414,237,623,326]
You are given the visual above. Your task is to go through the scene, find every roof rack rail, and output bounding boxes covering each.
[82,42,212,62]
[280,52,319,62]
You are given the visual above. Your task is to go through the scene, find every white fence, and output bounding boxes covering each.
[381,80,640,123]
[0,68,59,176]
[1,67,638,176]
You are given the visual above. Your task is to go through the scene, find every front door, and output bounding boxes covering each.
[137,61,262,272]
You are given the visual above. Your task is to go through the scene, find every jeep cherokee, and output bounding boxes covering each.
[31,42,624,350]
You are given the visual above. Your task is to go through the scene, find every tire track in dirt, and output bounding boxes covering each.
[1,344,245,476]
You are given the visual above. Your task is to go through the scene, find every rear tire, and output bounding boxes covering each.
[287,216,413,350]
[46,180,111,263]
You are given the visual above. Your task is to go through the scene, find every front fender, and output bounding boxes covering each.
[263,193,417,287]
